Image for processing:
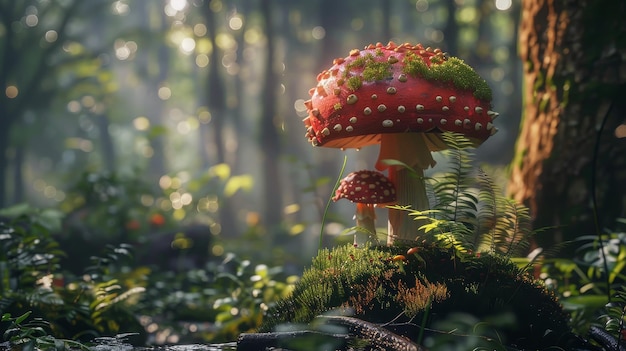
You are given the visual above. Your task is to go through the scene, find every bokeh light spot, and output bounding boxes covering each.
[351,18,364,31]
[194,23,207,37]
[45,30,58,43]
[229,16,243,30]
[495,0,512,11]
[25,14,38,27]
[5,85,18,99]
[180,37,196,54]
[312,26,325,40]
[133,116,150,131]
[158,86,171,100]
[195,54,209,67]
[415,0,429,12]
[170,0,187,11]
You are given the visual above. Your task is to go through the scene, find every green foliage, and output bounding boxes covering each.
[61,171,156,238]
[600,287,626,341]
[0,210,147,347]
[137,252,298,343]
[541,222,626,336]
[0,198,301,346]
[2,311,89,351]
[0,209,64,293]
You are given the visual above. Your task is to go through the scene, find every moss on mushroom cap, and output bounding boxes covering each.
[402,54,492,101]
[341,42,492,100]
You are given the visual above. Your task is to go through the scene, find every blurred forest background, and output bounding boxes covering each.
[0,0,521,263]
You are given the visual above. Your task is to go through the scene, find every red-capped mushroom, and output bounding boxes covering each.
[332,170,396,247]
[303,42,498,244]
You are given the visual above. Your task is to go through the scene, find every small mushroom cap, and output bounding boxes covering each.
[303,42,498,149]
[332,170,397,204]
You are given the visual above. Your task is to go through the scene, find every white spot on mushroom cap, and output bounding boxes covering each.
[347,94,358,104]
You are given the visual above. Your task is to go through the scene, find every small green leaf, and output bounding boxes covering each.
[561,295,608,311]
[378,159,419,176]
[15,311,32,324]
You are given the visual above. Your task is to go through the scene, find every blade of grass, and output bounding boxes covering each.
[319,155,348,250]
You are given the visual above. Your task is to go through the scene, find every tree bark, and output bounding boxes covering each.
[508,0,626,249]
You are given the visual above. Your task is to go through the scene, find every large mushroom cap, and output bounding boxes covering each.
[333,170,396,204]
[303,42,498,149]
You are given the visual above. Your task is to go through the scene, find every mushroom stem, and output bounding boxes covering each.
[376,133,436,244]
[386,166,430,244]
[354,202,376,246]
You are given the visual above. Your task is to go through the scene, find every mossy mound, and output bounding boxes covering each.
[261,243,573,349]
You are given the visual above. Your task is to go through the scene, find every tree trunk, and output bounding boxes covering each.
[203,1,227,165]
[442,0,459,55]
[508,0,626,249]
[200,1,239,237]
[147,11,170,177]
[0,125,9,207]
[380,0,391,41]
[260,0,284,231]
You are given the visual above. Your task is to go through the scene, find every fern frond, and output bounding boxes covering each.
[476,169,499,254]
[432,133,475,219]
[501,199,533,257]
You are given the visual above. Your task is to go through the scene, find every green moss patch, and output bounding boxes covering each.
[262,243,571,349]
[403,53,493,101]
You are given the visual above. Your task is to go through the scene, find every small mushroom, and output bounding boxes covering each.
[303,42,497,244]
[332,170,396,247]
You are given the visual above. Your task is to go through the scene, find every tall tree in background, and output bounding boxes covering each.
[259,0,284,230]
[202,0,227,166]
[0,1,110,206]
[508,0,626,249]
